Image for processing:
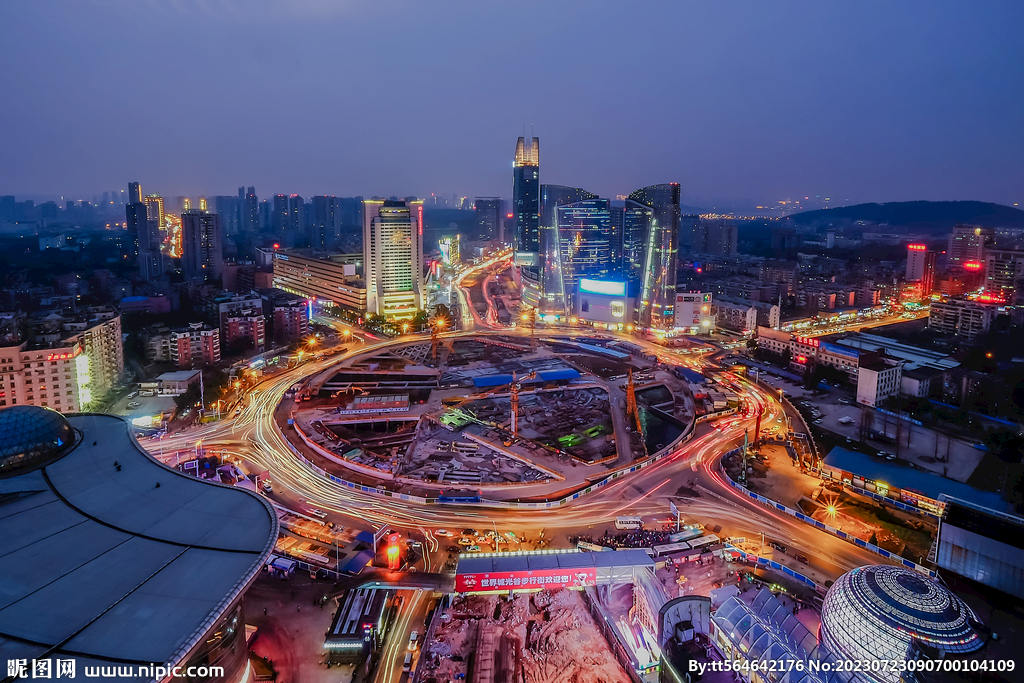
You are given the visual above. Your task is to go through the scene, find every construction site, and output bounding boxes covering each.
[283,332,697,495]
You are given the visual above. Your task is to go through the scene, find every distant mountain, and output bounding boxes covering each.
[787,201,1024,230]
[680,204,708,215]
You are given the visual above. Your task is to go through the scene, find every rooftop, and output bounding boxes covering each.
[156,370,202,382]
[823,447,1011,512]
[0,413,277,668]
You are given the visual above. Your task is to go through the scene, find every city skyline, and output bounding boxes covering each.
[1,2,1022,208]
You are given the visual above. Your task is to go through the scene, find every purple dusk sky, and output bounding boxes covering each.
[1,1,1022,208]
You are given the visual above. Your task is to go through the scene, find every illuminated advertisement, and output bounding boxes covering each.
[819,342,860,360]
[456,567,597,592]
[579,279,626,297]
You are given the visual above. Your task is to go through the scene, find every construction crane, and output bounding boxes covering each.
[625,368,643,435]
[509,370,537,438]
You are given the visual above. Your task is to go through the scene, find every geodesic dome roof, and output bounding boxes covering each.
[0,405,76,474]
[820,565,983,683]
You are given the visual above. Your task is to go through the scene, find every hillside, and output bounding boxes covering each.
[788,201,1024,230]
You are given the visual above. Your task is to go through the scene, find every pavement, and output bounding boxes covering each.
[245,571,354,683]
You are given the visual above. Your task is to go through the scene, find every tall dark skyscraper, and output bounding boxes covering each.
[243,186,259,233]
[272,194,288,232]
[125,181,145,262]
[626,184,680,329]
[513,136,541,308]
[214,195,240,234]
[475,197,501,242]
[288,194,305,236]
[310,195,339,249]
[126,183,164,280]
[181,209,224,281]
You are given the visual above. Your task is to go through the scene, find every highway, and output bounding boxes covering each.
[130,258,925,683]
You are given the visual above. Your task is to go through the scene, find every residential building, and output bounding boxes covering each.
[711,297,755,333]
[181,209,224,281]
[982,248,1024,303]
[0,341,87,411]
[626,183,680,329]
[363,199,425,319]
[947,225,992,268]
[439,235,461,268]
[475,197,502,242]
[241,186,259,233]
[271,249,366,313]
[259,289,310,344]
[310,195,340,249]
[169,323,221,369]
[688,219,738,256]
[272,194,288,232]
[928,298,998,341]
[674,291,715,332]
[288,194,305,235]
[856,352,903,407]
[206,292,265,353]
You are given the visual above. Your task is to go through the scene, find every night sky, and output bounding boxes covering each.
[1,1,1021,208]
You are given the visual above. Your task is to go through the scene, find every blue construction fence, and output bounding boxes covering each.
[723,474,936,578]
[723,544,823,592]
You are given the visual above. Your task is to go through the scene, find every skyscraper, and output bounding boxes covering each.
[947,225,992,268]
[310,195,339,249]
[214,195,240,234]
[475,197,502,242]
[181,209,224,281]
[125,182,145,261]
[513,136,541,306]
[626,184,680,329]
[288,194,305,234]
[363,198,424,319]
[272,194,288,232]
[557,198,614,306]
[538,184,598,316]
[127,186,164,281]
[243,186,259,233]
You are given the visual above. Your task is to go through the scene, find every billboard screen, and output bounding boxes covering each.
[819,342,860,360]
[579,279,626,297]
[456,567,598,592]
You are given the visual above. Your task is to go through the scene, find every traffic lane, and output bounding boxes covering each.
[376,590,427,683]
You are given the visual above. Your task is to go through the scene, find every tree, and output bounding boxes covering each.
[174,385,201,412]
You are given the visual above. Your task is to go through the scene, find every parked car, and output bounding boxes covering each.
[127,402,141,408]
[462,529,477,536]
[767,541,787,553]
[262,480,273,493]
[794,553,809,564]
[466,545,481,552]
[458,537,473,546]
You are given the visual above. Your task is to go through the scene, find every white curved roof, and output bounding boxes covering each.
[0,414,277,669]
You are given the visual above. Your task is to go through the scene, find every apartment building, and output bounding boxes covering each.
[928,299,999,342]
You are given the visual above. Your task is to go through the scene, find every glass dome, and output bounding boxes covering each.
[0,405,76,475]
[820,565,983,683]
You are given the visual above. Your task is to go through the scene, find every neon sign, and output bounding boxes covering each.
[908,244,927,251]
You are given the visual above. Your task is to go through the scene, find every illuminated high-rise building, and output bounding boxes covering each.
[181,209,224,281]
[127,186,163,281]
[513,136,541,306]
[557,198,614,308]
[363,198,425,319]
[947,225,991,268]
[625,184,680,329]
[241,186,259,233]
[144,193,164,229]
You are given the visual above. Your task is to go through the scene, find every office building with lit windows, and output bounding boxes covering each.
[625,184,680,329]
[363,198,425,319]
[947,225,991,268]
[513,136,541,307]
[557,198,614,308]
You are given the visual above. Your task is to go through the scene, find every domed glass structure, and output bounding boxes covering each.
[820,565,983,683]
[0,405,76,475]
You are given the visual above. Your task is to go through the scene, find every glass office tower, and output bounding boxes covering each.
[625,184,680,329]
[513,137,541,308]
[557,198,613,309]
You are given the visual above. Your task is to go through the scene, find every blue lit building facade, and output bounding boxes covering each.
[513,136,541,309]
[557,198,614,309]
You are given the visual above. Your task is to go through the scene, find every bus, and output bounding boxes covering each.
[688,534,720,550]
[653,541,692,557]
[668,527,703,543]
[614,516,643,530]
